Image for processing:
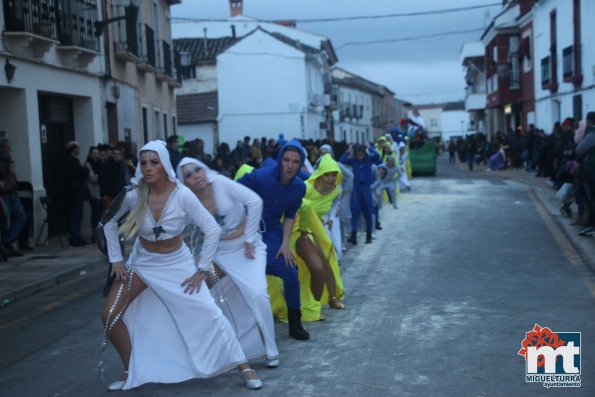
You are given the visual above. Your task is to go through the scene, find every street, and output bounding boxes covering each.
[1,156,594,397]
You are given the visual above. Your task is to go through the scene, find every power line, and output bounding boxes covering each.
[172,3,500,24]
[336,27,485,49]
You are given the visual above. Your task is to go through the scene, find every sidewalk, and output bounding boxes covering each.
[457,160,595,272]
[0,239,105,308]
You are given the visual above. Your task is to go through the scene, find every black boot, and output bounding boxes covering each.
[365,231,372,244]
[347,230,357,245]
[288,309,310,340]
[375,222,382,230]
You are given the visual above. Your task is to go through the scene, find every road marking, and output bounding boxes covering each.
[528,189,595,297]
[39,291,84,310]
[0,290,87,330]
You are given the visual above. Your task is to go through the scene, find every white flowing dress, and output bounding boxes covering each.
[104,183,247,389]
[193,174,279,361]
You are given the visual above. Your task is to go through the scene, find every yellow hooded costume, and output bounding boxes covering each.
[267,154,345,322]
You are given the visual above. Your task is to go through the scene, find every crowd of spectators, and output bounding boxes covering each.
[449,112,595,236]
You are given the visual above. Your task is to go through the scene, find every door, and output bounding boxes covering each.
[38,94,74,233]
[106,102,119,144]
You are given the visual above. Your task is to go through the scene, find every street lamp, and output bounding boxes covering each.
[4,59,16,84]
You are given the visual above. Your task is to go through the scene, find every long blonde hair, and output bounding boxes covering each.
[119,178,149,238]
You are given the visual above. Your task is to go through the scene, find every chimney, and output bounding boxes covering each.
[203,28,208,57]
[230,0,243,17]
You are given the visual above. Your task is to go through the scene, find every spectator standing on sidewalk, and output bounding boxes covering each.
[465,135,477,171]
[577,112,595,236]
[448,140,457,164]
[166,135,181,170]
[64,141,90,247]
[0,138,26,256]
[99,147,127,214]
[84,146,101,235]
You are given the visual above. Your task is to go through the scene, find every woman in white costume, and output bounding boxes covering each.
[99,141,262,391]
[176,157,280,367]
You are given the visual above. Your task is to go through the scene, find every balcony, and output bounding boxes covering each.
[112,4,139,62]
[56,0,100,66]
[465,93,486,111]
[3,0,100,63]
[136,24,156,73]
[3,0,59,57]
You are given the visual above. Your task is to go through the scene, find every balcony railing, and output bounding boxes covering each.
[3,0,59,40]
[3,0,99,51]
[112,4,139,58]
[57,0,99,51]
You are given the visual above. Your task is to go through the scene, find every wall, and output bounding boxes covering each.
[178,123,217,155]
[533,0,595,130]
[217,30,308,144]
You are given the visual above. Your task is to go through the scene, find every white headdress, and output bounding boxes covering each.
[132,140,177,184]
[176,157,218,183]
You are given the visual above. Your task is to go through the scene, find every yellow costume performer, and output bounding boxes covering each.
[267,154,345,322]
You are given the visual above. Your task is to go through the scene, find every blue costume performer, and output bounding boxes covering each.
[339,143,381,244]
[238,139,310,340]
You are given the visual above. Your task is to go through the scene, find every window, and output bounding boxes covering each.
[163,113,168,137]
[541,56,551,86]
[573,95,582,122]
[510,56,520,89]
[563,46,573,79]
[154,110,161,139]
[430,118,438,128]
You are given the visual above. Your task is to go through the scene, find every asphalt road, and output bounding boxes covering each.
[1,156,594,397]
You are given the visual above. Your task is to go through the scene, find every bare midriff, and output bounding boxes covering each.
[139,235,183,253]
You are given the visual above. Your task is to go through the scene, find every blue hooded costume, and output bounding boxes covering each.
[339,145,381,237]
[238,139,306,309]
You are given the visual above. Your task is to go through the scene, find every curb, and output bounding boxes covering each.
[530,185,595,274]
[0,257,106,309]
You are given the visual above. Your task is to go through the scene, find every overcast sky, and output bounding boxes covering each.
[171,0,502,105]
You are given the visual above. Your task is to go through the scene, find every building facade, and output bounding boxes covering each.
[174,36,237,154]
[533,0,594,130]
[1,0,105,238]
[461,41,487,136]
[104,0,181,151]
[217,28,334,144]
[0,0,180,242]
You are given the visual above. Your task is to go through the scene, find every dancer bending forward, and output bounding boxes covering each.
[177,157,280,367]
[99,141,262,391]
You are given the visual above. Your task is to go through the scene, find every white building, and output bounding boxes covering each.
[217,27,332,144]
[0,0,105,240]
[410,102,468,142]
[331,68,381,143]
[533,0,595,129]
[460,41,487,135]
[0,0,181,243]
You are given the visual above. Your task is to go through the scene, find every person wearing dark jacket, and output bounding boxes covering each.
[99,147,127,214]
[0,138,26,256]
[64,141,90,246]
[578,112,595,236]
